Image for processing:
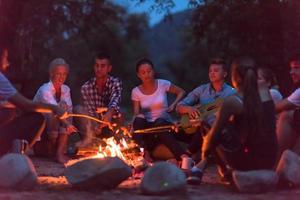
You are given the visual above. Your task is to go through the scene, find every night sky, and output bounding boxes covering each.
[113,0,189,26]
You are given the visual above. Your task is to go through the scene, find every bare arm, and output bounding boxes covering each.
[167,84,186,112]
[276,98,297,113]
[176,87,201,118]
[8,92,65,117]
[132,100,140,117]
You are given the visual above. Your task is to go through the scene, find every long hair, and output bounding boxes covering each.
[258,67,278,88]
[231,57,263,140]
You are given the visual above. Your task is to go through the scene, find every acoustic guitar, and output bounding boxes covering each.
[134,98,223,134]
[180,98,223,134]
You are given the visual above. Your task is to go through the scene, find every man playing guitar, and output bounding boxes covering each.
[176,58,236,157]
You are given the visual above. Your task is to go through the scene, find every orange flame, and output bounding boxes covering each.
[95,136,136,166]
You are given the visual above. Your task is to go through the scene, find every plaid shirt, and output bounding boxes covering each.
[81,76,122,117]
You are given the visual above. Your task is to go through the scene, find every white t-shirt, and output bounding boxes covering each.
[287,88,300,107]
[0,72,17,102]
[131,79,171,122]
[34,81,73,112]
[270,89,283,104]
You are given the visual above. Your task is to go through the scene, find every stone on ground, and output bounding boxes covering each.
[65,157,132,190]
[232,170,278,193]
[276,149,300,187]
[141,161,186,195]
[0,153,38,189]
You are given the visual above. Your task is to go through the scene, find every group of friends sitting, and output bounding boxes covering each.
[1,45,300,186]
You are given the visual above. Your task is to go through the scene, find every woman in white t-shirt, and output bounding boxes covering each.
[131,58,189,163]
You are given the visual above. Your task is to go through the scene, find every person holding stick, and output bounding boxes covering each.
[131,58,189,164]
[33,58,77,163]
[0,46,66,157]
[74,52,123,147]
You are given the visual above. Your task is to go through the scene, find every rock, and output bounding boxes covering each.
[232,170,278,193]
[141,162,186,195]
[276,150,300,187]
[65,157,132,190]
[0,153,38,189]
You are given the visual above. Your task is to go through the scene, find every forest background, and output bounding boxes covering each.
[0,0,299,118]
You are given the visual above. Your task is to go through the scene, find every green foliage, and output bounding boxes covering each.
[0,0,149,112]
[190,0,300,94]
[136,0,300,95]
[1,0,300,117]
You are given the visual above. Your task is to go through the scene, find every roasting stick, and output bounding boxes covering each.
[64,113,116,129]
[133,118,202,134]
[134,125,175,134]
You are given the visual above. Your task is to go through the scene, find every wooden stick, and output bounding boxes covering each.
[134,124,175,134]
[66,113,113,127]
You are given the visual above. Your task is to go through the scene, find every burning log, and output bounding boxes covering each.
[63,112,146,174]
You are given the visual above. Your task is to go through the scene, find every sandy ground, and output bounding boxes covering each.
[0,157,299,200]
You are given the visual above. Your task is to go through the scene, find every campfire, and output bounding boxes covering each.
[64,113,145,169]
[95,136,142,167]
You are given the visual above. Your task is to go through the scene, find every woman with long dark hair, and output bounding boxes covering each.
[187,57,278,185]
[131,58,189,164]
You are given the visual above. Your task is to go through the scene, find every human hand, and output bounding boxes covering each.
[96,107,108,114]
[99,111,113,128]
[58,101,68,111]
[53,105,68,119]
[187,106,201,119]
[103,111,112,122]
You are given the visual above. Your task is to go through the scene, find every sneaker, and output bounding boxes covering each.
[186,170,203,185]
